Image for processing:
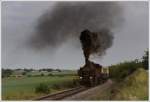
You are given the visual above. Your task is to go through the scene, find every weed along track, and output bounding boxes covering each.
[34,86,88,100]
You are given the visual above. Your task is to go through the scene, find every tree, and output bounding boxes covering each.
[22,72,27,76]
[47,69,53,72]
[2,69,13,78]
[55,69,61,72]
[24,68,33,72]
[142,50,149,70]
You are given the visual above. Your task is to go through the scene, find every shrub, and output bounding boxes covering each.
[40,73,44,76]
[22,72,27,76]
[109,60,142,81]
[142,50,149,70]
[48,73,53,76]
[2,69,13,78]
[52,84,61,89]
[35,83,50,94]
[52,79,79,89]
[62,79,80,88]
[73,79,80,86]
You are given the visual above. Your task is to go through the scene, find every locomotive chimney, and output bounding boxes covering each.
[80,29,92,65]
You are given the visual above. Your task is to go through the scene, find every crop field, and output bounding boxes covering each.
[2,71,79,100]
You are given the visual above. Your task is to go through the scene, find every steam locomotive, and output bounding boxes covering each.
[78,60,109,87]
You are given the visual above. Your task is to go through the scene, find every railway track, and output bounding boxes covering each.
[34,86,88,100]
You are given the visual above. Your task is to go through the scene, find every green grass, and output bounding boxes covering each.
[2,75,78,100]
[111,68,148,100]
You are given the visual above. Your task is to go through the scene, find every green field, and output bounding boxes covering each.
[2,75,79,100]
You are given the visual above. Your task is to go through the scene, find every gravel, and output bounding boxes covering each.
[63,79,113,100]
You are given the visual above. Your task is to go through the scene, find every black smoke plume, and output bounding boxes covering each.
[29,2,122,55]
[80,29,113,64]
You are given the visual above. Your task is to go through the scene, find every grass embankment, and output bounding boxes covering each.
[111,68,148,100]
[91,68,148,100]
[2,75,79,100]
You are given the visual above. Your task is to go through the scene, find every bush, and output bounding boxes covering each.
[109,60,142,81]
[35,83,50,94]
[48,73,53,76]
[41,73,44,76]
[62,79,80,88]
[142,50,148,70]
[52,84,61,89]
[2,69,13,78]
[73,79,80,86]
[52,79,79,89]
[22,72,27,76]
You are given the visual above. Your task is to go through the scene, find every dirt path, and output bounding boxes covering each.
[63,79,113,100]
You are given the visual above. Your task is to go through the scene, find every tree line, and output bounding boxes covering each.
[2,68,62,78]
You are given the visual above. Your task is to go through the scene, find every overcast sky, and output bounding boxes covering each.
[2,1,148,69]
